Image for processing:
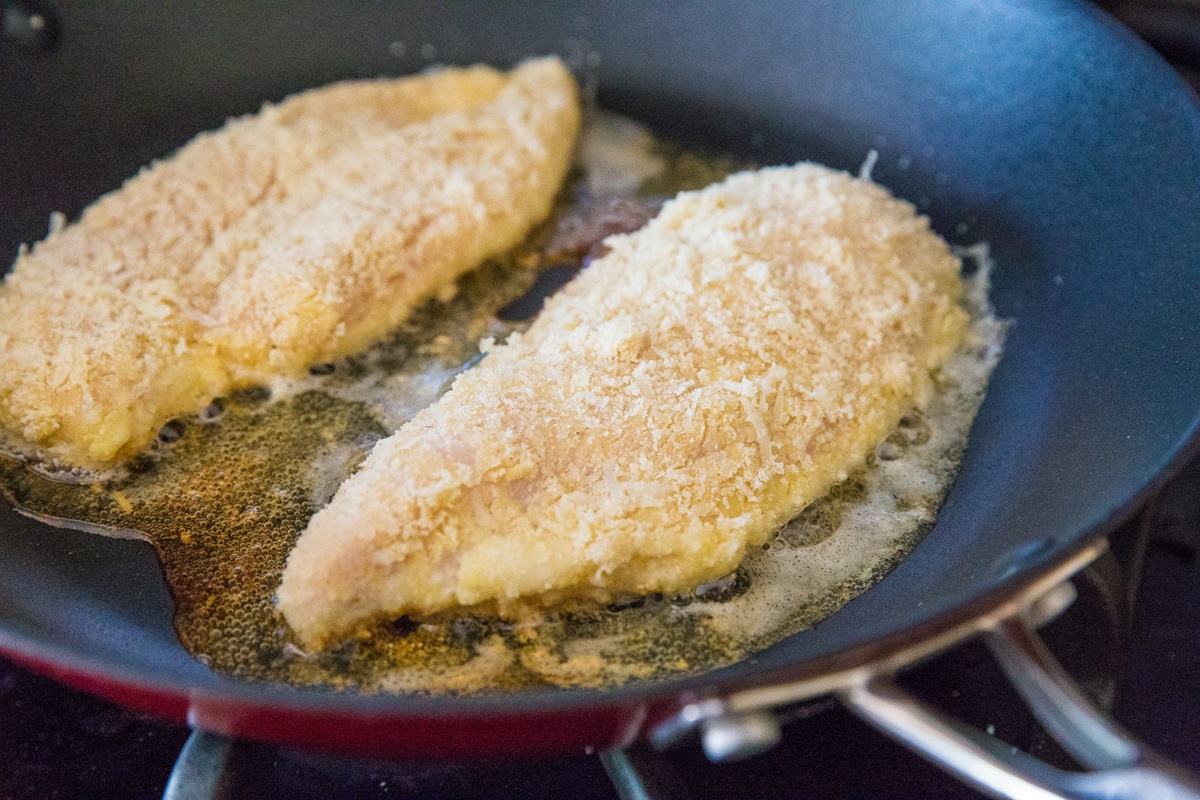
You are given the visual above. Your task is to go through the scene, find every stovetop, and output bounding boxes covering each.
[2,3,1199,799]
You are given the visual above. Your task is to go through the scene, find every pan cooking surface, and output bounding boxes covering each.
[0,114,1001,692]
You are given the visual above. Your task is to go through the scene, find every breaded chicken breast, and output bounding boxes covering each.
[0,58,579,466]
[278,163,969,648]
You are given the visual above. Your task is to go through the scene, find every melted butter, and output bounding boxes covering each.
[0,114,1004,693]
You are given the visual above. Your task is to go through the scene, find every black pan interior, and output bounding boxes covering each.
[1,1,1199,709]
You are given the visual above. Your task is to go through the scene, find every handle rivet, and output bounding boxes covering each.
[701,711,782,762]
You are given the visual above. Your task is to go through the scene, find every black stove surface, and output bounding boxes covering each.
[2,4,1199,799]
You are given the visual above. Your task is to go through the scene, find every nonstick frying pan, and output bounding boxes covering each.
[2,2,1199,798]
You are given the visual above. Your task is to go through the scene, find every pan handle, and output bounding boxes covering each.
[161,729,232,800]
[645,543,1200,800]
[840,610,1200,800]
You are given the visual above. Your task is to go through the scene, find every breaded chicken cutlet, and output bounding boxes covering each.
[0,58,579,467]
[278,163,969,649]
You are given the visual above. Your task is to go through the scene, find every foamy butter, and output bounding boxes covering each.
[0,114,1004,693]
[579,113,667,196]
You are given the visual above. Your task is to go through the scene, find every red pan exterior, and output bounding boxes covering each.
[5,649,678,757]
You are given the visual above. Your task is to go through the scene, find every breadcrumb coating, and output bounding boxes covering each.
[278,163,969,648]
[0,58,579,466]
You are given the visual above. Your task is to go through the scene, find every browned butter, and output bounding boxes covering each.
[0,115,1004,693]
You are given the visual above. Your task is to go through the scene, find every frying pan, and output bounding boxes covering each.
[2,2,1200,798]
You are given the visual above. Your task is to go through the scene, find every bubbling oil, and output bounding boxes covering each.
[0,115,1004,693]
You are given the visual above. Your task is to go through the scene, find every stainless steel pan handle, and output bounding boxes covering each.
[162,729,231,800]
[642,542,1200,800]
[841,613,1200,800]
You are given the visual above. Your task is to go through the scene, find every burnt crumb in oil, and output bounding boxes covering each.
[385,616,420,637]
[308,363,336,376]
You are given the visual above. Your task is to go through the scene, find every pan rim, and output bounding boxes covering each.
[1,0,1200,734]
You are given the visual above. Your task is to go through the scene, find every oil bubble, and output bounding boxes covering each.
[199,398,226,423]
[157,420,186,444]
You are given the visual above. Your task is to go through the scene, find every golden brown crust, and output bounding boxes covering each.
[0,58,579,465]
[278,163,969,649]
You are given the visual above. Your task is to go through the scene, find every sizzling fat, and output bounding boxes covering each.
[278,163,969,649]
